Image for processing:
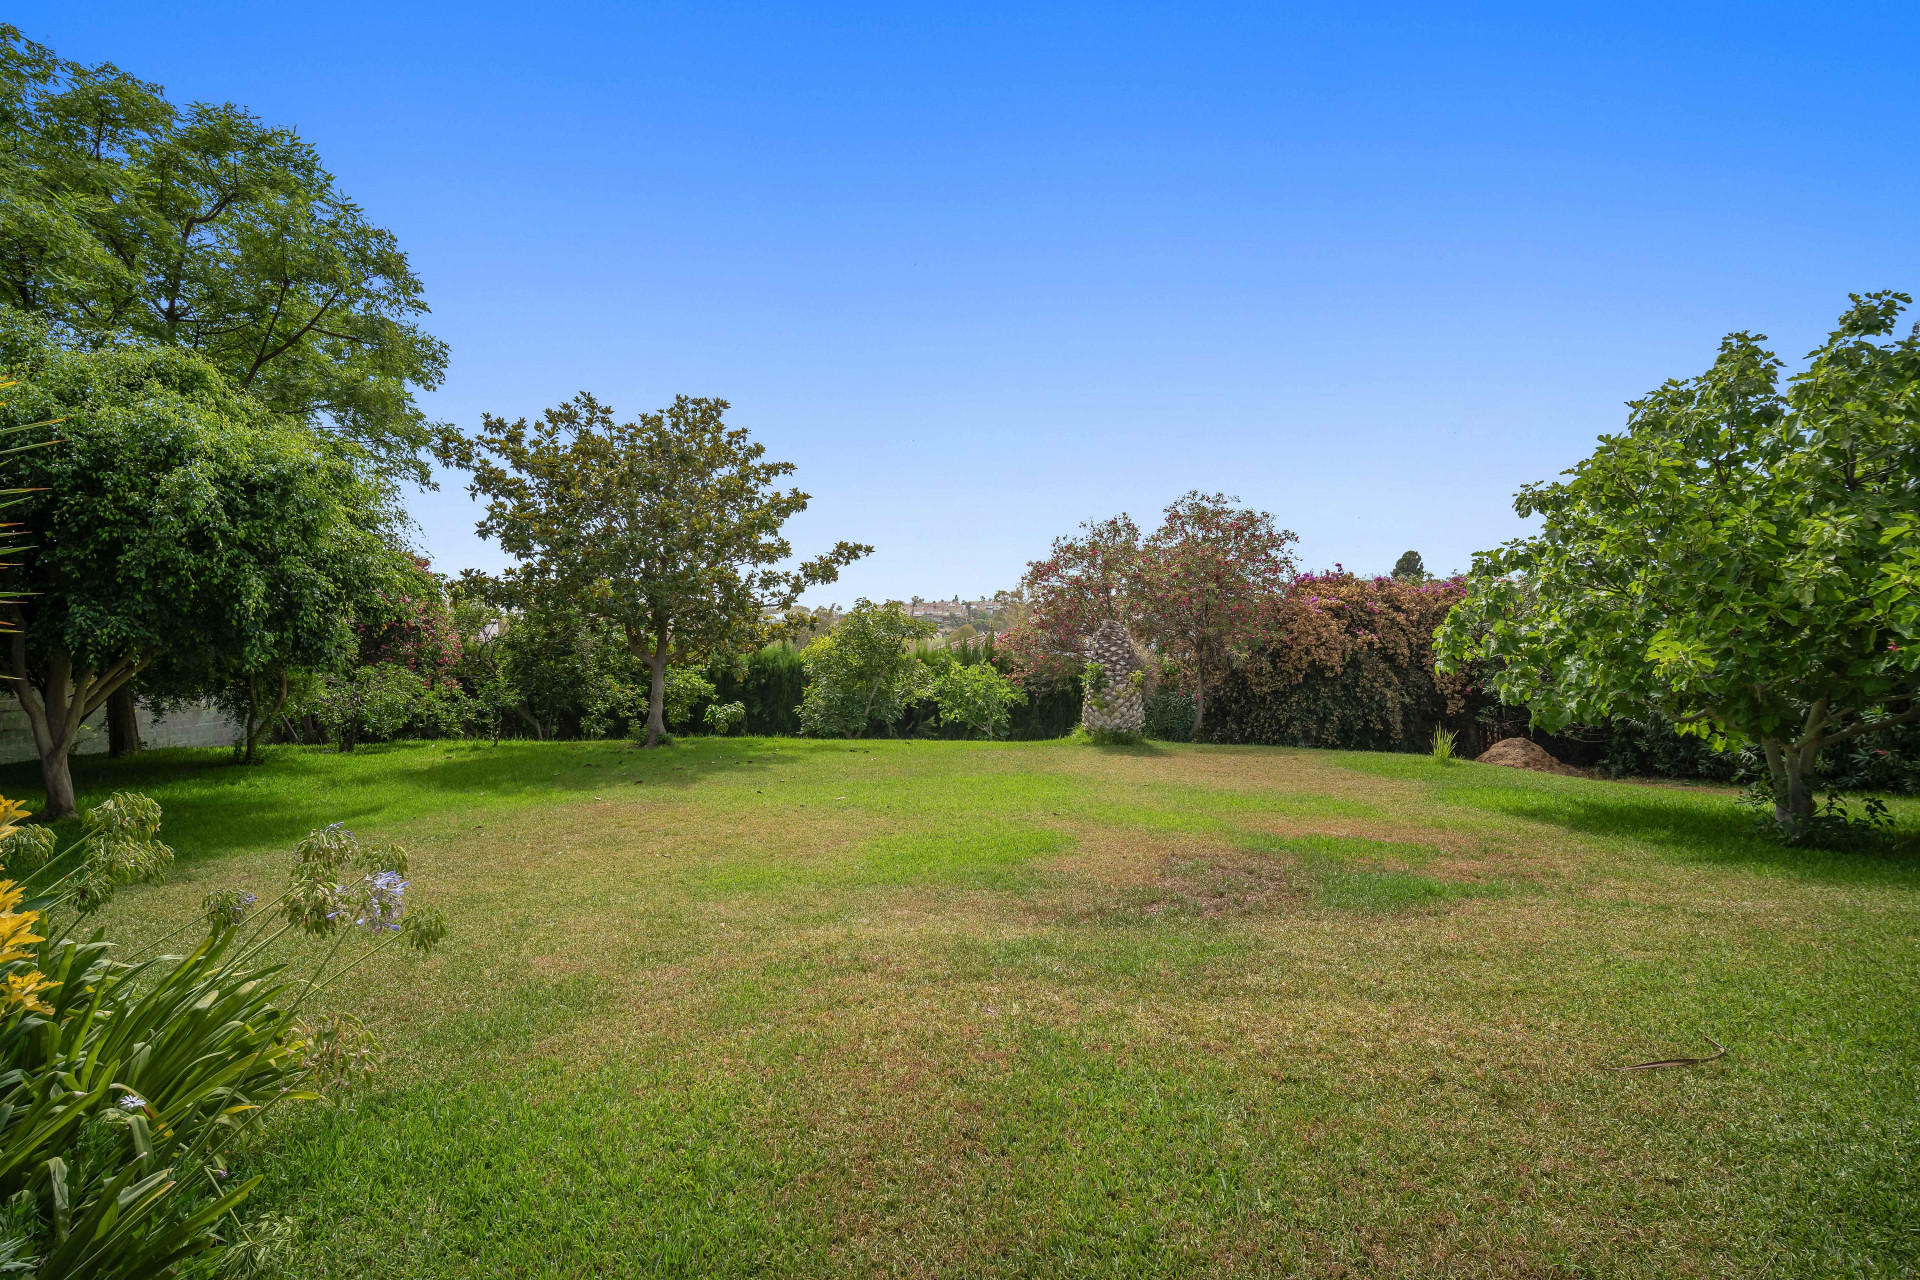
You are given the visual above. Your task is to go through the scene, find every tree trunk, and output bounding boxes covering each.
[515,702,545,740]
[1190,662,1208,740]
[646,634,669,747]
[107,688,142,758]
[1764,732,1822,830]
[7,636,146,820]
[241,671,288,764]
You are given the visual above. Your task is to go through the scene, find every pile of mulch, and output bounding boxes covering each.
[1475,736,1591,777]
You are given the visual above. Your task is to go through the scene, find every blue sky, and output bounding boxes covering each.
[23,3,1920,602]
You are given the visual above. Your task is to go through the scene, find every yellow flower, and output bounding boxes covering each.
[0,882,44,968]
[0,877,57,1016]
[0,795,28,849]
[3,969,56,1016]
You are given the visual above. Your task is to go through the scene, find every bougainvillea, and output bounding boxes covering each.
[356,555,463,683]
[1204,571,1470,750]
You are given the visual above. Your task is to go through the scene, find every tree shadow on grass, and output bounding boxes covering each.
[1460,777,1920,889]
[0,739,771,865]
[1329,751,1920,888]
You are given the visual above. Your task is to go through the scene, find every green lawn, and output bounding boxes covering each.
[21,738,1920,1277]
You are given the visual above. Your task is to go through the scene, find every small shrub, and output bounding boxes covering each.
[1740,784,1895,849]
[1144,691,1195,742]
[1430,726,1458,765]
[703,701,746,735]
[931,663,1021,739]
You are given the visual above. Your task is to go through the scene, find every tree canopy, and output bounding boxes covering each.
[797,599,934,738]
[0,26,445,480]
[1436,292,1920,829]
[0,319,397,813]
[439,393,869,745]
[1004,492,1296,735]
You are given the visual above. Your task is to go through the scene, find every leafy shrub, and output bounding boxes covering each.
[1206,572,1470,751]
[1598,711,1742,781]
[662,667,717,730]
[1811,719,1920,795]
[1143,691,1195,742]
[931,662,1022,739]
[798,600,934,738]
[703,701,746,735]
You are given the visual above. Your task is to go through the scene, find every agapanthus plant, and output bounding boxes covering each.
[0,801,450,1278]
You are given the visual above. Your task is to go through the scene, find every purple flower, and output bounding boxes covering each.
[356,870,408,932]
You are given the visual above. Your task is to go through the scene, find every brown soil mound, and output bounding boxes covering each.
[1476,736,1587,777]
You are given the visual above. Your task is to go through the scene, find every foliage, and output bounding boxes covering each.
[0,329,399,814]
[1207,572,1469,751]
[0,796,444,1277]
[708,643,809,737]
[291,664,450,751]
[438,394,867,746]
[1436,292,1920,833]
[1599,712,1745,782]
[1816,719,1920,795]
[1739,787,1893,850]
[1132,493,1297,735]
[1430,726,1458,764]
[0,378,59,632]
[1005,493,1294,736]
[703,701,747,735]
[1392,550,1426,581]
[797,600,934,738]
[662,668,717,732]
[494,605,637,741]
[0,27,446,480]
[1000,512,1141,690]
[355,557,462,680]
[1143,690,1196,742]
[930,661,1022,740]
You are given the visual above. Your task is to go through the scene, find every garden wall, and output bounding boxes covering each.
[0,696,242,764]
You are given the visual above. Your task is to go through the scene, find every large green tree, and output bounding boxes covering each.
[0,322,396,815]
[0,26,445,480]
[439,394,869,746]
[1436,292,1920,831]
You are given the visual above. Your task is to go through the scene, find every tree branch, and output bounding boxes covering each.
[1822,702,1920,746]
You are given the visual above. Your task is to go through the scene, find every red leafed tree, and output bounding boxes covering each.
[1005,492,1296,737]
[1134,492,1297,736]
[1000,513,1142,688]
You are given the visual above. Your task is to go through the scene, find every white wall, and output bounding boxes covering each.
[0,696,242,764]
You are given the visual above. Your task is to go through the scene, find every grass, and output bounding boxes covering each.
[21,738,1920,1278]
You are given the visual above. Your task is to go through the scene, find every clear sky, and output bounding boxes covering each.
[20,3,1920,602]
